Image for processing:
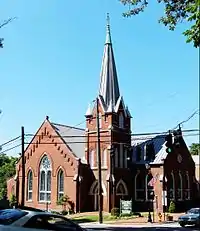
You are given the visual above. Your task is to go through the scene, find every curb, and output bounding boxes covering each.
[79,220,178,226]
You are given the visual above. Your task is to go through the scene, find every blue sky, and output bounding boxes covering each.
[0,0,199,156]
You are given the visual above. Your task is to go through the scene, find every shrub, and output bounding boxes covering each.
[57,195,69,206]
[111,207,120,217]
[168,201,176,213]
[132,212,142,217]
[120,213,132,217]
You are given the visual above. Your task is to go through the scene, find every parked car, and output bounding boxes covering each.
[0,225,48,231]
[178,208,200,227]
[0,209,85,231]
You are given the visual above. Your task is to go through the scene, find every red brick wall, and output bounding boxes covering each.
[7,177,16,200]
[133,136,197,214]
[163,137,197,210]
[85,100,131,212]
[16,119,79,211]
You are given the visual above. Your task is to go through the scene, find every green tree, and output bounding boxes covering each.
[0,154,18,199]
[0,18,16,48]
[120,0,200,47]
[189,143,200,155]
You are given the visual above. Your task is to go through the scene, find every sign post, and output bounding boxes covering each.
[120,199,132,215]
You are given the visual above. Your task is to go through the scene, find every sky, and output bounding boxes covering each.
[0,0,199,156]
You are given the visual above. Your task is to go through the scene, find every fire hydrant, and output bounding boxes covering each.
[158,212,162,222]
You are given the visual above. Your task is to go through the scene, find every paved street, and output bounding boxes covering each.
[81,222,200,230]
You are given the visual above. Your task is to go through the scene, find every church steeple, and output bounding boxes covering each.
[99,14,120,111]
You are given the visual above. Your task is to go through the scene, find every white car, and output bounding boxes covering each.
[0,209,85,231]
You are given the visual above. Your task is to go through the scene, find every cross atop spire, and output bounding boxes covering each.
[98,14,120,111]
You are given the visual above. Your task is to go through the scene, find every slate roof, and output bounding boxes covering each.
[98,14,120,111]
[131,134,168,165]
[52,123,85,159]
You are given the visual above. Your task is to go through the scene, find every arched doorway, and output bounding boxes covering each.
[89,181,106,211]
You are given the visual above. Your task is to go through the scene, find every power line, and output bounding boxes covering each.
[53,120,85,137]
[0,128,198,152]
[173,109,199,130]
[24,133,199,145]
[0,128,198,150]
[1,134,198,153]
[25,129,199,138]
[131,129,199,137]
[0,136,21,148]
[0,144,21,154]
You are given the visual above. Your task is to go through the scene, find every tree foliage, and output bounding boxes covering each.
[0,18,16,48]
[189,143,200,155]
[0,154,18,199]
[120,0,200,47]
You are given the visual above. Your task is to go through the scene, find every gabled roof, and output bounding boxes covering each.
[51,123,85,159]
[132,134,167,164]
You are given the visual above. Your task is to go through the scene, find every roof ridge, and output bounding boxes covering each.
[51,122,85,131]
[132,134,166,140]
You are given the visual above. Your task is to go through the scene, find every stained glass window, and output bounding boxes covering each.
[57,169,64,200]
[27,170,33,201]
[39,155,52,202]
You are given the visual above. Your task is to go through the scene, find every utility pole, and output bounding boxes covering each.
[96,97,103,224]
[110,146,115,209]
[21,126,25,207]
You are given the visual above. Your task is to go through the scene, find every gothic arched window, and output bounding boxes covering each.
[136,146,142,162]
[99,113,102,129]
[169,172,175,200]
[145,174,154,201]
[119,112,124,128]
[39,155,51,202]
[27,170,33,201]
[89,150,95,168]
[57,169,64,200]
[145,143,155,161]
[135,172,145,201]
[119,144,124,168]
[177,171,183,201]
[185,172,190,200]
[115,147,118,167]
[102,149,107,168]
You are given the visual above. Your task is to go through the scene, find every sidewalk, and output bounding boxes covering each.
[105,213,183,224]
[70,212,184,225]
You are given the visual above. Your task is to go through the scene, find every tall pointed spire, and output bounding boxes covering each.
[99,13,120,111]
[105,13,111,44]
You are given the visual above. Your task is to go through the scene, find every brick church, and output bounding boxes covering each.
[7,16,200,213]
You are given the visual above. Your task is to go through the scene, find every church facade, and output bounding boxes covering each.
[7,18,200,213]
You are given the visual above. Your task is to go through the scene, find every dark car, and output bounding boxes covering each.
[178,208,200,227]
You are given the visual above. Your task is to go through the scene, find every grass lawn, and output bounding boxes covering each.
[71,214,138,224]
